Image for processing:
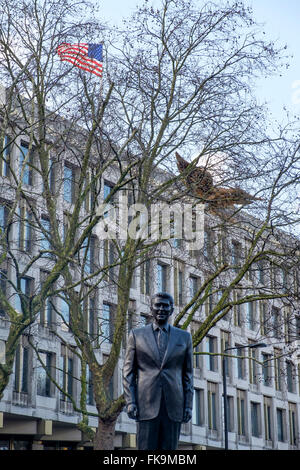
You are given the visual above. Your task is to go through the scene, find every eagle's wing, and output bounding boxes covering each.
[203,187,263,208]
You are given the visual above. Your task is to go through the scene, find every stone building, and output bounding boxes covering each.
[0,113,300,450]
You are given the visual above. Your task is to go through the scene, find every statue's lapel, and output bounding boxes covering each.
[143,323,161,367]
[161,325,177,367]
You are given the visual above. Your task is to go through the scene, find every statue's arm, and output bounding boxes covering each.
[123,330,138,419]
[182,332,194,422]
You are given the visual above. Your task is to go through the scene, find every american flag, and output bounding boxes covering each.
[57,43,103,77]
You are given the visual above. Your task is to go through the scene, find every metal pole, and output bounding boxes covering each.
[223,354,228,450]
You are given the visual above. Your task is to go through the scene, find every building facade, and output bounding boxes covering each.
[0,123,300,450]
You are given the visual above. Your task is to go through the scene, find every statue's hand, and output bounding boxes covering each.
[127,404,138,420]
[182,408,192,423]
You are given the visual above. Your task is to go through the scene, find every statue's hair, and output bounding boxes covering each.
[151,292,174,308]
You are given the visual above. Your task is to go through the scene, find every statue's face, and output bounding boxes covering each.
[151,296,173,325]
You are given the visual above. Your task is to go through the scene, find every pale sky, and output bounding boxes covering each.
[100,0,300,124]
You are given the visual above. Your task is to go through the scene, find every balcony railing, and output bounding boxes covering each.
[59,399,74,415]
[12,391,28,407]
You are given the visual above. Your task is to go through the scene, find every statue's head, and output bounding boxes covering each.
[150,292,174,326]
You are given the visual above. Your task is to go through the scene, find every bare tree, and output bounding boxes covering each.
[0,0,299,451]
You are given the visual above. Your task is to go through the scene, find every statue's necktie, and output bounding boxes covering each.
[157,327,167,363]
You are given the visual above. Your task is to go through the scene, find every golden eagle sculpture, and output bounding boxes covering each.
[175,152,262,209]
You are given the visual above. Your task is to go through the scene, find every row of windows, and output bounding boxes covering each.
[203,231,294,290]
[193,386,298,446]
[13,343,95,406]
[194,334,300,394]
[0,255,297,349]
[0,137,112,209]
[1,138,298,293]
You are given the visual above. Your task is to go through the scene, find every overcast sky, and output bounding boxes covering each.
[99,0,300,124]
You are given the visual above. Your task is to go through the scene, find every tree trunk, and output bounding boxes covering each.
[93,417,117,450]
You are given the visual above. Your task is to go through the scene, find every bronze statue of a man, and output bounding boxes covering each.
[123,292,193,450]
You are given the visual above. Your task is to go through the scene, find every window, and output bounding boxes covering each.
[39,271,54,327]
[258,261,265,284]
[59,346,74,402]
[84,168,96,212]
[236,346,245,380]
[101,303,113,343]
[206,336,217,372]
[40,297,53,328]
[262,353,272,386]
[82,236,96,274]
[233,292,242,327]
[217,231,226,264]
[139,313,150,326]
[40,217,52,257]
[0,270,7,317]
[272,306,281,338]
[1,135,10,177]
[246,302,255,330]
[207,382,218,431]
[189,275,199,299]
[274,349,282,391]
[18,199,32,252]
[0,203,8,234]
[203,230,211,258]
[103,354,115,399]
[103,180,114,218]
[49,158,56,194]
[237,389,246,436]
[260,302,270,335]
[288,403,297,446]
[231,241,241,272]
[87,295,96,338]
[280,266,289,292]
[63,163,75,203]
[226,396,234,433]
[264,397,272,441]
[157,263,167,292]
[206,286,214,315]
[174,261,184,306]
[60,293,70,328]
[170,212,182,249]
[249,345,258,385]
[103,240,115,282]
[37,351,53,397]
[125,299,136,343]
[104,181,113,200]
[277,408,285,442]
[284,307,293,344]
[140,260,150,295]
[192,389,204,426]
[193,341,201,369]
[221,331,230,377]
[15,277,33,313]
[251,402,261,437]
[14,341,29,394]
[19,141,32,185]
[286,361,295,393]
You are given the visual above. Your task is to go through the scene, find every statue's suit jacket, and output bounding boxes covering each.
[123,323,193,422]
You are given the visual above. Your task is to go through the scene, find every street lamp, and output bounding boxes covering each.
[222,342,267,450]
